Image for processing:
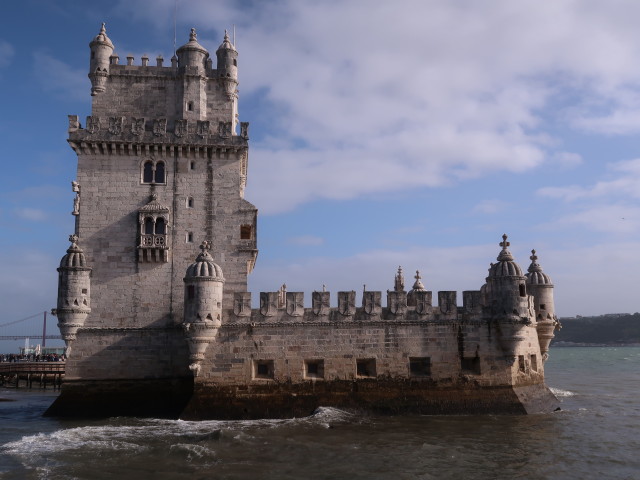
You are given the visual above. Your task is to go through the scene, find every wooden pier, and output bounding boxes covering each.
[0,362,64,389]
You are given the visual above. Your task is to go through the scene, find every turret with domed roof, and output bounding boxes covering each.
[526,250,559,360]
[483,234,531,320]
[54,234,92,356]
[182,241,225,376]
[88,23,114,95]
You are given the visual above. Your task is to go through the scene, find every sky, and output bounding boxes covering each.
[2,0,640,349]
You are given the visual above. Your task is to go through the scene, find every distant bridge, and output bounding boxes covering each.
[0,312,61,345]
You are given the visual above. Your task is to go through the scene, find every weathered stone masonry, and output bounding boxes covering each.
[48,24,559,419]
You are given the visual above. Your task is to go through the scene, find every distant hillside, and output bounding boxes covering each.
[552,313,640,345]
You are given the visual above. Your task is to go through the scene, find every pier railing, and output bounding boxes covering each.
[0,362,65,389]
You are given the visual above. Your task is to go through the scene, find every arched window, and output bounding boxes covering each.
[144,217,154,235]
[154,161,165,184]
[143,161,154,183]
[141,160,166,185]
[155,217,166,235]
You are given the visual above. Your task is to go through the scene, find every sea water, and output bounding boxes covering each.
[0,347,638,480]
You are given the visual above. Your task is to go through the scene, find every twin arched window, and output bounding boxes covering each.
[143,216,166,235]
[142,160,165,184]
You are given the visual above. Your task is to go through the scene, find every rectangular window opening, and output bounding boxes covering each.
[81,289,88,294]
[240,225,252,240]
[530,354,538,372]
[461,357,481,375]
[189,161,195,170]
[253,360,274,380]
[518,355,526,373]
[186,232,194,243]
[356,358,377,378]
[409,357,431,377]
[304,359,324,379]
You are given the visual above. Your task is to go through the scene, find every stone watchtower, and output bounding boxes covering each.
[48,25,257,417]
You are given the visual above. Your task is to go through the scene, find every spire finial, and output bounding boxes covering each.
[69,234,79,245]
[100,22,106,34]
[190,28,197,41]
[500,234,510,250]
[415,270,421,281]
[394,266,405,292]
[200,240,210,253]
[530,249,538,263]
[224,29,230,40]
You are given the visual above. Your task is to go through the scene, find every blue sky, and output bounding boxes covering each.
[2,0,640,349]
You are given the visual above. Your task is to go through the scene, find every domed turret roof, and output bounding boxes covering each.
[216,30,236,53]
[177,28,209,55]
[487,234,523,277]
[185,242,224,281]
[59,235,88,269]
[409,270,427,292]
[90,23,114,48]
[525,249,553,285]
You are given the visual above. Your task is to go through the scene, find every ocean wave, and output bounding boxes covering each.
[550,387,575,397]
[1,407,361,462]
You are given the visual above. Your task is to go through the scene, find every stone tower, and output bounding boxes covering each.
[48,24,257,417]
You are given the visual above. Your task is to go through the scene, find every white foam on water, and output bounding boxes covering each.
[169,443,215,459]
[550,387,575,397]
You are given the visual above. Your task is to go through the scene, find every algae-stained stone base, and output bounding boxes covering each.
[45,378,193,419]
[180,381,560,420]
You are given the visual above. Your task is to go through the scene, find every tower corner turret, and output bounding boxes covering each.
[88,22,114,96]
[216,30,238,100]
[526,249,559,361]
[55,234,92,356]
[182,241,225,376]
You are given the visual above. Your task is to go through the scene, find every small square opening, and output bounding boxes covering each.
[409,357,431,377]
[253,360,274,380]
[356,358,376,378]
[461,357,481,375]
[304,359,324,379]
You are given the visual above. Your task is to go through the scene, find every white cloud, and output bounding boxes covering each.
[472,200,508,215]
[109,0,640,213]
[537,158,640,202]
[544,204,640,235]
[0,40,15,69]
[552,152,583,168]
[33,52,88,101]
[14,208,47,222]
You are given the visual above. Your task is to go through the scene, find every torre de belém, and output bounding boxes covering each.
[47,24,560,419]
